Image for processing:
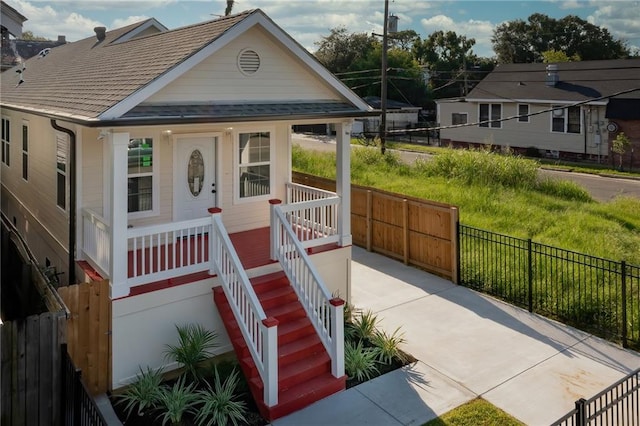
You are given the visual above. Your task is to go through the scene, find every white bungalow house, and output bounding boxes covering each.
[0,9,373,420]
[437,59,640,162]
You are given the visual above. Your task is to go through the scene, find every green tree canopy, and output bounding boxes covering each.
[314,27,429,107]
[20,31,49,41]
[492,13,630,63]
[542,49,581,63]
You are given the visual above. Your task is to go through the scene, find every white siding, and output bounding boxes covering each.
[145,25,341,103]
[0,111,72,277]
[439,101,610,156]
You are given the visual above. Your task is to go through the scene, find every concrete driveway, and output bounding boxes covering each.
[275,247,640,425]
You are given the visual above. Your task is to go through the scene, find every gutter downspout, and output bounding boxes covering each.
[50,120,76,285]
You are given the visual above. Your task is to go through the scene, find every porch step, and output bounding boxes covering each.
[212,272,345,421]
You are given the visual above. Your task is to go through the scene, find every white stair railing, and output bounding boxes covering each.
[209,210,278,407]
[279,197,340,248]
[286,182,337,203]
[270,202,345,378]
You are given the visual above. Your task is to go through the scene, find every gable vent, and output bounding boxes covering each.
[238,49,260,75]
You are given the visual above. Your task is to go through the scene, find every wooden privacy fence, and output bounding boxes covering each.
[293,172,459,282]
[57,279,111,396]
[1,311,67,426]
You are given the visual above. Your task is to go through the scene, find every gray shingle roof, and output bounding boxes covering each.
[467,59,640,103]
[0,10,255,120]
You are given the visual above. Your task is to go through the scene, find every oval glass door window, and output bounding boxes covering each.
[187,149,205,197]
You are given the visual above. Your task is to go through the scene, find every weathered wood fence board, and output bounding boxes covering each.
[1,312,66,426]
[293,172,459,281]
[57,279,111,395]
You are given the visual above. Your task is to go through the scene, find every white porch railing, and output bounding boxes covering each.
[126,218,212,287]
[284,183,340,248]
[270,203,345,379]
[81,208,110,277]
[210,211,278,407]
[286,182,336,204]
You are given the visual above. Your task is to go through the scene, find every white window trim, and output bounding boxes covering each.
[517,104,530,123]
[127,136,160,219]
[22,120,29,181]
[550,105,582,134]
[478,103,502,129]
[233,127,275,205]
[451,112,468,125]
[1,116,10,167]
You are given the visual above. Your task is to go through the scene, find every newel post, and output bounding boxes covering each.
[262,317,279,407]
[269,199,281,261]
[329,298,345,378]
[208,208,222,275]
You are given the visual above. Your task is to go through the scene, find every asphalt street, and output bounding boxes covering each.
[292,133,640,202]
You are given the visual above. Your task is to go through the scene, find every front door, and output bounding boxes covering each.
[174,136,217,221]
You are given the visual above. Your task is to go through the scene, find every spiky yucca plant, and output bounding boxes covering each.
[164,324,219,381]
[350,310,379,341]
[370,327,408,365]
[155,376,198,426]
[195,367,247,426]
[116,366,163,418]
[345,340,379,382]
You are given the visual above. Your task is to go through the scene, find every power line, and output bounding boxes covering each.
[385,86,640,134]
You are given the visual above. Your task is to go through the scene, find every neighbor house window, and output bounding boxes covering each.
[479,103,501,128]
[237,131,271,200]
[2,117,10,166]
[56,132,68,209]
[22,123,28,180]
[551,105,581,134]
[451,113,468,125]
[127,138,154,213]
[518,104,529,123]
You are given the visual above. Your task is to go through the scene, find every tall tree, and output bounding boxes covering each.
[388,29,419,51]
[492,13,630,63]
[413,30,485,98]
[314,27,377,75]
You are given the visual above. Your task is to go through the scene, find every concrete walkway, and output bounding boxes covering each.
[274,247,640,426]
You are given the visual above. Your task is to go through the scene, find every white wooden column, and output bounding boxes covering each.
[109,132,130,299]
[335,122,352,247]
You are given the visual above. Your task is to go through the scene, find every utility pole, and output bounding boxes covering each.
[379,0,389,155]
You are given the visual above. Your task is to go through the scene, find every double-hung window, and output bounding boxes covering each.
[237,131,272,200]
[22,123,28,180]
[518,104,529,123]
[56,133,68,209]
[479,103,502,128]
[1,117,10,166]
[551,105,581,134]
[451,113,468,125]
[127,138,154,214]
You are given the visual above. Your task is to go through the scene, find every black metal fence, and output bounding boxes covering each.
[61,343,108,426]
[551,368,640,425]
[458,224,640,349]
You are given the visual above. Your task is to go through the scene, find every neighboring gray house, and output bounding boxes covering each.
[437,59,640,163]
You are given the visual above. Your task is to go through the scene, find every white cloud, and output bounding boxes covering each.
[112,15,152,29]
[587,1,640,47]
[420,15,497,58]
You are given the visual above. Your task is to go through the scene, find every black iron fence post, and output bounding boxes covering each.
[575,398,587,426]
[621,260,628,348]
[456,221,461,285]
[528,238,533,313]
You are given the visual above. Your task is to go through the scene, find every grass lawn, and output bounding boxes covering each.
[293,144,640,265]
[423,398,524,426]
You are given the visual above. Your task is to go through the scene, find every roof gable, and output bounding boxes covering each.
[466,59,640,104]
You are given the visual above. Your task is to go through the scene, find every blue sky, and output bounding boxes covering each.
[6,1,640,57]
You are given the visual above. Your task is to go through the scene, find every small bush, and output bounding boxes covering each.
[116,366,163,418]
[345,340,380,382]
[164,324,219,382]
[350,310,379,341]
[370,327,408,365]
[195,367,247,426]
[155,376,199,426]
